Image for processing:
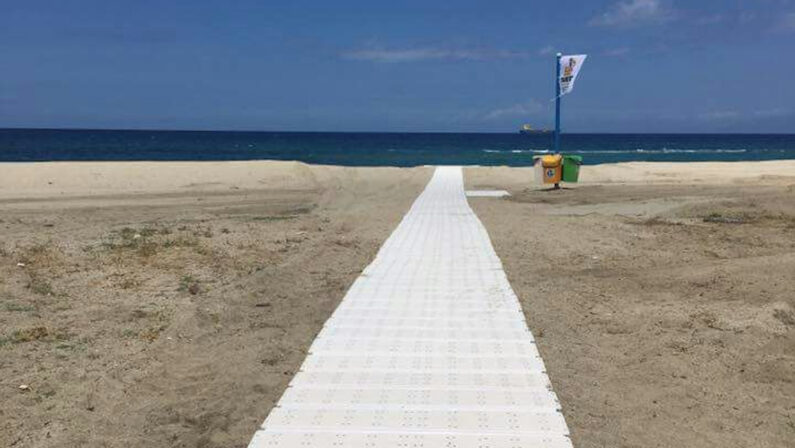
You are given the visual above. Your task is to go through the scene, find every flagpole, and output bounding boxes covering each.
[554,52,561,155]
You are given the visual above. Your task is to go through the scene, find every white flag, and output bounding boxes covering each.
[559,54,587,96]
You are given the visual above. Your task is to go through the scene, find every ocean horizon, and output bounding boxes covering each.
[2,128,794,166]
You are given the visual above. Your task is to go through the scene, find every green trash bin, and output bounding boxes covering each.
[561,155,583,183]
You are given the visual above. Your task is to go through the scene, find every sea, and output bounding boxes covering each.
[1,129,794,166]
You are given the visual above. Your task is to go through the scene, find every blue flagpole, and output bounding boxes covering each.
[554,52,561,155]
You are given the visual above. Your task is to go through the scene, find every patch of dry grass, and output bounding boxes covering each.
[9,326,69,343]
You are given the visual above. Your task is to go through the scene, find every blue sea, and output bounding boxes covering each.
[1,129,794,166]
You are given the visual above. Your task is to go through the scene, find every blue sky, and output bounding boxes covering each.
[1,0,794,132]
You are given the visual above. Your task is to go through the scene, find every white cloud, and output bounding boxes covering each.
[738,11,756,24]
[698,110,740,121]
[752,108,791,118]
[778,12,795,32]
[342,47,529,63]
[604,47,630,57]
[484,100,544,120]
[695,14,724,25]
[590,0,671,27]
[538,45,555,56]
[698,108,791,122]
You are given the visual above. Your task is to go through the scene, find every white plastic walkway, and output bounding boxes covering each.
[248,166,573,448]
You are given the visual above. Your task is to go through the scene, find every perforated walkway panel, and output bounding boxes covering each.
[248,166,573,448]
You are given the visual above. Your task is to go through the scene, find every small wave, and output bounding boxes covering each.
[481,148,751,156]
[570,150,631,154]
[636,148,748,154]
[559,148,750,155]
[482,148,546,154]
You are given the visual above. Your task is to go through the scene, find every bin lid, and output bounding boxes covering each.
[541,154,562,167]
[562,154,583,164]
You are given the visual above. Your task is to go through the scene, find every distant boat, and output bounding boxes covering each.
[519,124,551,135]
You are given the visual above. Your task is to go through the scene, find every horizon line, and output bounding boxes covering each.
[2,127,794,136]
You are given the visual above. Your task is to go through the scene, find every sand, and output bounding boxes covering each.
[0,162,432,447]
[466,161,795,448]
[1,160,793,447]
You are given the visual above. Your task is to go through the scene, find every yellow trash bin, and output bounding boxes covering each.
[541,154,562,184]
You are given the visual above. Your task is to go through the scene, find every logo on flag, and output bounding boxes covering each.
[559,54,587,96]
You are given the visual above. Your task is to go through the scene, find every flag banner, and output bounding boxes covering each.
[559,54,587,96]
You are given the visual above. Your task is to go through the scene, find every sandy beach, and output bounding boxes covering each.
[466,161,795,447]
[0,162,432,447]
[1,160,794,447]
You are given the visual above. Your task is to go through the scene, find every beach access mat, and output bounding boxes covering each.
[465,189,511,197]
[248,166,572,448]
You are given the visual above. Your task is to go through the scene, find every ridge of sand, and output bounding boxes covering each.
[467,160,795,187]
[0,161,419,200]
[2,160,794,202]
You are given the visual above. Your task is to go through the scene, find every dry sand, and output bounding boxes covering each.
[1,160,793,447]
[0,161,431,447]
[467,161,795,448]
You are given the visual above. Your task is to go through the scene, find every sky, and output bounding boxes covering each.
[1,0,794,133]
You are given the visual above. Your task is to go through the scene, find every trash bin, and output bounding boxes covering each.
[541,154,562,184]
[533,156,544,185]
[561,155,583,183]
